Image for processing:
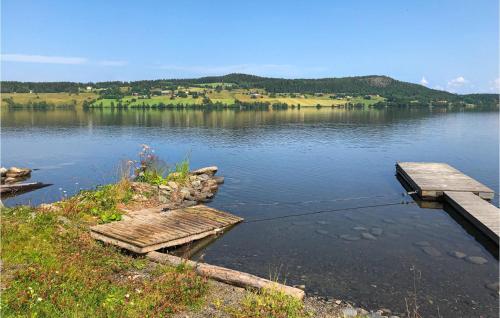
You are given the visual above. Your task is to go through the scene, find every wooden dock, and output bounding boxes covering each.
[396,162,494,200]
[396,162,499,244]
[90,205,243,253]
[444,191,499,244]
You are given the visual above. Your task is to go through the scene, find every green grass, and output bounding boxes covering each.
[198,82,236,88]
[2,92,98,107]
[0,187,209,317]
[92,96,204,107]
[58,180,132,223]
[136,158,190,186]
[225,288,309,318]
[166,158,190,184]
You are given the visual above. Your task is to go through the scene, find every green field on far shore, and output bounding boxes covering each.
[2,87,385,109]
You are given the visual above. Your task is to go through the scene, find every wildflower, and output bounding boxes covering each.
[125,294,130,298]
[37,297,42,302]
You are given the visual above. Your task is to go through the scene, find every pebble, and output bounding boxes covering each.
[340,234,360,241]
[356,308,369,315]
[56,215,71,225]
[485,282,499,292]
[353,226,367,231]
[413,241,431,247]
[191,166,218,176]
[213,176,225,184]
[371,227,383,236]
[414,224,430,229]
[465,256,488,265]
[341,308,358,317]
[316,229,329,235]
[167,181,178,189]
[448,251,467,259]
[421,246,442,257]
[361,232,377,240]
[191,180,201,188]
[379,308,392,314]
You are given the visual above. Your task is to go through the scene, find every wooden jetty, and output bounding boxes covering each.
[90,205,243,253]
[396,162,499,243]
[396,162,494,200]
[444,191,499,244]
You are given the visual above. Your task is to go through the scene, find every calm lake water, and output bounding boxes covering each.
[2,107,499,317]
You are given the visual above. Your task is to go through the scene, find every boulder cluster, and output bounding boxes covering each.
[1,167,32,184]
[130,166,224,209]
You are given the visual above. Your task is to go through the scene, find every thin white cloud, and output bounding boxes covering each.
[158,64,326,77]
[447,76,468,87]
[1,54,128,67]
[446,76,470,93]
[420,76,428,86]
[159,64,294,74]
[433,85,444,91]
[1,53,87,64]
[490,77,500,93]
[98,60,128,67]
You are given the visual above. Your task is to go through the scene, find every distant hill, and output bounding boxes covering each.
[1,74,498,108]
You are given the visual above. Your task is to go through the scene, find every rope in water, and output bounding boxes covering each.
[221,192,413,208]
[240,200,415,224]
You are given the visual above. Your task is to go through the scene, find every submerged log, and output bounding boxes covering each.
[146,251,305,300]
[0,182,52,197]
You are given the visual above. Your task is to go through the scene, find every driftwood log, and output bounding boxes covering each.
[0,182,52,197]
[146,251,305,300]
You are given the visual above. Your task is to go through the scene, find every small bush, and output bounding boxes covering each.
[133,145,190,186]
[166,158,190,184]
[59,182,131,223]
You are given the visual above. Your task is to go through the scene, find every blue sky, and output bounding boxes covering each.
[1,0,499,93]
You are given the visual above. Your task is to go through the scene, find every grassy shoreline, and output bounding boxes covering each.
[0,177,314,317]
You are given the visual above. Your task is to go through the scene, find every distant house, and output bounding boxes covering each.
[86,86,92,91]
[161,90,171,95]
[250,93,261,99]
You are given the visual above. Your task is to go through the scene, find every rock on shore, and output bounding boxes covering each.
[1,166,32,184]
[129,166,222,210]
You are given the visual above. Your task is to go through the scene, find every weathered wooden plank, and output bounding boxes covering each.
[396,162,498,245]
[396,162,494,200]
[444,191,499,244]
[90,205,243,253]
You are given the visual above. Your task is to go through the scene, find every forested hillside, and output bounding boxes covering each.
[2,74,498,108]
